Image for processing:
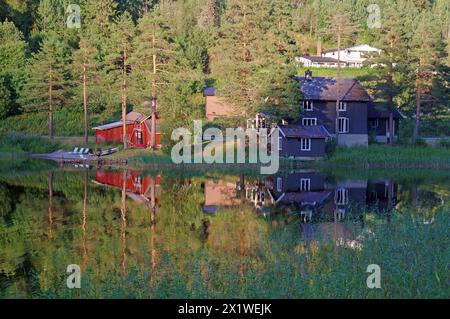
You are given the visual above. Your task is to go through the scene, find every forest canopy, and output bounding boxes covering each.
[0,0,449,142]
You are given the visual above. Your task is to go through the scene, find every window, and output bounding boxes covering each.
[300,209,312,222]
[338,102,347,111]
[136,130,143,144]
[370,119,379,129]
[276,177,283,192]
[300,178,311,191]
[337,117,349,133]
[302,100,313,111]
[335,208,346,221]
[335,188,349,205]
[278,137,283,151]
[302,118,317,126]
[301,138,311,151]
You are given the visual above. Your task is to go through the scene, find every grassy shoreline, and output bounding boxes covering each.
[1,133,450,170]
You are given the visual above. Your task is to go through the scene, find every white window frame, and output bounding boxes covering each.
[302,118,317,126]
[335,188,349,205]
[276,177,282,192]
[302,100,314,111]
[300,138,311,151]
[337,117,349,133]
[300,178,311,191]
[338,101,347,111]
[278,137,283,151]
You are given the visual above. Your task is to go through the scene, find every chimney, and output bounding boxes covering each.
[316,40,322,56]
[305,69,313,81]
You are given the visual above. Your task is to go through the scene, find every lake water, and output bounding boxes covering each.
[0,160,449,298]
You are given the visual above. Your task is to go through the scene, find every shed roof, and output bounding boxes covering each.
[296,76,372,102]
[277,125,331,139]
[93,112,153,130]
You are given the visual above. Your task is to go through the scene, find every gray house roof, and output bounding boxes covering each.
[277,125,331,139]
[368,102,405,119]
[276,191,332,205]
[296,76,372,102]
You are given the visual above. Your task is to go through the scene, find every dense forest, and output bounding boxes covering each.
[0,0,449,146]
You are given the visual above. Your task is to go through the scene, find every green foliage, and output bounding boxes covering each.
[20,33,71,113]
[0,20,27,116]
[0,79,12,119]
[0,132,60,153]
[0,0,448,142]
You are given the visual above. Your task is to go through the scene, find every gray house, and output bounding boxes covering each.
[296,75,372,147]
[273,125,331,159]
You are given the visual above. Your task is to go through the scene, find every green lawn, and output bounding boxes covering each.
[324,144,450,168]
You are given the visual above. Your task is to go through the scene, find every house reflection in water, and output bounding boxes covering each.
[94,170,161,209]
[242,171,397,247]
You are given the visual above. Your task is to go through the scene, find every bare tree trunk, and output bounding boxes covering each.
[151,40,157,149]
[122,48,128,149]
[49,80,53,139]
[414,82,421,140]
[335,30,341,143]
[83,63,88,144]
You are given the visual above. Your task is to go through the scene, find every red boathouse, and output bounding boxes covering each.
[93,111,161,148]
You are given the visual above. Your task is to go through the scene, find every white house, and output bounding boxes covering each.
[321,44,382,68]
[295,56,347,68]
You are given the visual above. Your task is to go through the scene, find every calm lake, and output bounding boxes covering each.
[0,160,449,298]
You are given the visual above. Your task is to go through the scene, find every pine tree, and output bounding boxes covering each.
[130,6,202,149]
[106,12,135,149]
[84,0,117,52]
[210,0,268,120]
[324,6,358,139]
[0,20,27,116]
[411,11,446,139]
[367,2,410,146]
[36,0,67,35]
[72,36,98,143]
[20,34,70,138]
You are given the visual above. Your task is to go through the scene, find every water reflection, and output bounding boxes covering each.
[0,166,448,297]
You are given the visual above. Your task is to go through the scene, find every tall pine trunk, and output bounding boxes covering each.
[335,30,341,143]
[83,63,88,144]
[48,78,53,139]
[122,47,128,149]
[414,82,421,140]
